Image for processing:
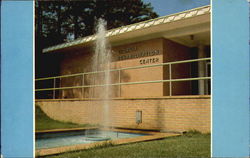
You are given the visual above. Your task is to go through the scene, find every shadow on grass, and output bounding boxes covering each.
[35,105,95,131]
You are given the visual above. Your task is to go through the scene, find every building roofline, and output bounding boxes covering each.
[43,5,210,53]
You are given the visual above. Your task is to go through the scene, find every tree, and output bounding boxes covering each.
[36,0,158,48]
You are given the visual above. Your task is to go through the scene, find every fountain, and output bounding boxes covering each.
[86,18,112,140]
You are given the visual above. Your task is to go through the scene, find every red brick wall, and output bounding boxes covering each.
[163,39,192,96]
[36,96,210,133]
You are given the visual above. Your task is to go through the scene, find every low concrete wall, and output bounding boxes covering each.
[36,95,210,133]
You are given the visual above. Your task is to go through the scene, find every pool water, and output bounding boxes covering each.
[36,130,147,149]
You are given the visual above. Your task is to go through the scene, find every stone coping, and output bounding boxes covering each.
[35,128,181,157]
[35,127,98,134]
[35,95,211,102]
[36,127,179,135]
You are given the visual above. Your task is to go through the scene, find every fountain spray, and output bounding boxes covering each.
[92,18,112,137]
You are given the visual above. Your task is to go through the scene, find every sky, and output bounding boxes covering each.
[143,0,210,16]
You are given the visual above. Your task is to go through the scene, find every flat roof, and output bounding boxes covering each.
[43,5,210,54]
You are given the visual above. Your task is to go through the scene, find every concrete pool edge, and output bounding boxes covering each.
[35,127,98,134]
[35,129,181,157]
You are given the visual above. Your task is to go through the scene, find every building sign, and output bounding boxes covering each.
[118,49,160,61]
[140,58,159,65]
[118,46,137,54]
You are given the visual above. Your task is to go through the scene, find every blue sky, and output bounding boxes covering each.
[143,0,210,16]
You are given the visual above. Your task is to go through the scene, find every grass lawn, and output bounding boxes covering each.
[35,106,91,131]
[44,132,210,158]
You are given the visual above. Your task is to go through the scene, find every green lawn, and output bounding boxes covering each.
[44,132,210,158]
[35,105,91,131]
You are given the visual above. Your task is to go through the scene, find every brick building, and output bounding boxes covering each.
[36,6,211,133]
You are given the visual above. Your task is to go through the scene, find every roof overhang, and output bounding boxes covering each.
[43,5,210,54]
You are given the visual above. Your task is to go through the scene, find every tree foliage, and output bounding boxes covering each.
[35,0,158,48]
